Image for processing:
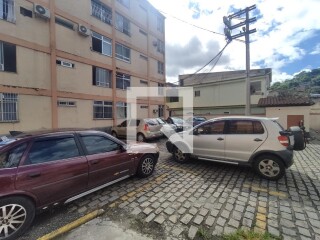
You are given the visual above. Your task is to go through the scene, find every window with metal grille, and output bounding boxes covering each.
[157,39,165,54]
[116,102,130,118]
[0,93,18,122]
[0,0,15,22]
[57,100,76,107]
[92,32,112,56]
[157,15,164,33]
[92,66,112,88]
[93,101,112,119]
[91,0,112,25]
[195,90,200,97]
[0,41,16,72]
[117,0,129,8]
[116,73,131,90]
[158,61,164,74]
[116,43,130,62]
[115,13,130,36]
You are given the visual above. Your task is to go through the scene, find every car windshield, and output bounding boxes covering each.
[156,118,166,124]
[194,117,206,121]
[145,118,159,125]
[171,117,185,124]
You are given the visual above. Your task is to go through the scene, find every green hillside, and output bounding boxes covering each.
[270,68,320,94]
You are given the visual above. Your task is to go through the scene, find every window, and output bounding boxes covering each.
[116,43,130,62]
[195,90,200,97]
[117,0,129,8]
[157,15,164,33]
[158,83,164,95]
[92,66,112,88]
[139,29,147,36]
[93,101,112,119]
[250,81,262,95]
[129,119,140,126]
[169,96,179,102]
[158,105,164,117]
[0,93,18,122]
[158,61,164,74]
[81,136,119,155]
[0,0,15,22]
[26,138,80,165]
[117,102,130,118]
[56,60,74,68]
[57,100,76,107]
[227,120,265,134]
[0,143,27,168]
[140,80,148,85]
[0,41,16,72]
[115,13,130,36]
[197,121,225,135]
[116,73,130,90]
[140,105,148,109]
[140,54,148,61]
[92,32,112,56]
[55,17,74,30]
[157,39,165,54]
[20,7,32,18]
[91,0,112,25]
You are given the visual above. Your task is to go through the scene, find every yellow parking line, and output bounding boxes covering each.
[37,209,104,240]
[243,183,287,198]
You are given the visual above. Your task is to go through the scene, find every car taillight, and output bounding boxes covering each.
[278,135,289,147]
[144,124,150,131]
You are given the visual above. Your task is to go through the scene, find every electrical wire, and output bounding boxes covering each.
[169,41,230,85]
[159,10,245,43]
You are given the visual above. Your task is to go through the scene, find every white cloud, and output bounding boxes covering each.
[148,0,320,83]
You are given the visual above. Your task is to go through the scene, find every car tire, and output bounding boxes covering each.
[111,131,118,138]
[173,146,190,163]
[137,155,156,177]
[253,155,285,180]
[0,196,35,240]
[137,133,145,142]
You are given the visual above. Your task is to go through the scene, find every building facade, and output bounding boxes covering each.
[0,0,166,134]
[166,69,272,118]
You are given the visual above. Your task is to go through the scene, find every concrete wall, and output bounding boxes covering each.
[310,102,320,130]
[265,106,310,131]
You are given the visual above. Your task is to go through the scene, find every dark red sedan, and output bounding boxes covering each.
[0,130,159,240]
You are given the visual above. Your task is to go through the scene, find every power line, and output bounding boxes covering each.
[169,42,230,85]
[159,10,245,43]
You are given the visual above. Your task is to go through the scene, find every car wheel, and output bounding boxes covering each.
[137,133,145,142]
[253,155,285,180]
[137,155,156,177]
[173,146,190,163]
[111,131,118,138]
[0,196,35,240]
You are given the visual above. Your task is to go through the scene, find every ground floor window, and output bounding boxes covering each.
[0,93,18,122]
[116,102,130,118]
[93,101,112,119]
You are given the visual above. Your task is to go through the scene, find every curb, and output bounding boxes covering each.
[37,209,105,240]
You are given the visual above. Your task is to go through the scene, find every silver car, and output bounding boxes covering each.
[111,119,163,142]
[166,116,304,180]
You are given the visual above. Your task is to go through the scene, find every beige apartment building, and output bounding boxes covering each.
[0,0,166,134]
[166,69,272,117]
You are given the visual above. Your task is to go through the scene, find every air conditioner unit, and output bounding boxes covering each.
[78,24,91,37]
[61,61,73,68]
[34,4,50,19]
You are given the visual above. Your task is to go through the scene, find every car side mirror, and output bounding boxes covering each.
[120,145,127,152]
[193,129,199,135]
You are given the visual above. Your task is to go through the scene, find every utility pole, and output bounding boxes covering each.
[223,5,256,116]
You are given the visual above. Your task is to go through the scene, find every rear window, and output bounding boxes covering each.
[194,117,206,121]
[228,120,265,134]
[272,120,285,131]
[145,119,158,126]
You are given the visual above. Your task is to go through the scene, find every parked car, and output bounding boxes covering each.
[111,119,163,142]
[156,118,177,137]
[186,116,207,127]
[166,117,192,132]
[166,116,305,180]
[0,129,159,240]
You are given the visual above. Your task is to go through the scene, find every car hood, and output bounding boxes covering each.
[125,141,159,154]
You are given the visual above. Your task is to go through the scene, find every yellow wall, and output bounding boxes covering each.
[310,102,320,130]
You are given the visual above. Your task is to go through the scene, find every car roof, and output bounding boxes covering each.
[208,116,273,121]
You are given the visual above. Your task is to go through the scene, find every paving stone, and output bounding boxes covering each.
[164,207,175,215]
[131,207,142,215]
[228,219,240,228]
[189,207,198,216]
[154,215,166,224]
[282,227,297,236]
[298,227,311,237]
[217,217,226,226]
[143,207,153,215]
[199,208,209,216]
[280,219,295,228]
[268,226,280,237]
[181,214,193,225]
[188,225,198,239]
[178,207,187,215]
[169,215,178,224]
[145,213,156,223]
[205,216,215,226]
[221,210,230,219]
[211,209,219,217]
[306,211,319,220]
[224,226,237,234]
[242,218,253,227]
[172,226,184,237]
[193,215,204,225]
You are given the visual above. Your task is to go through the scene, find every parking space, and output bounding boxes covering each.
[21,139,320,239]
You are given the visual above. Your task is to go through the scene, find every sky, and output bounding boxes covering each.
[148,0,320,84]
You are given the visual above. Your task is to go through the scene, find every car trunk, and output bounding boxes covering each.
[144,119,162,132]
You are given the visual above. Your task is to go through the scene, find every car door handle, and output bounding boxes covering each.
[91,160,99,165]
[217,137,224,141]
[254,138,263,142]
[28,172,41,178]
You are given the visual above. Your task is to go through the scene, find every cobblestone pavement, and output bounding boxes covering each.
[63,139,320,240]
